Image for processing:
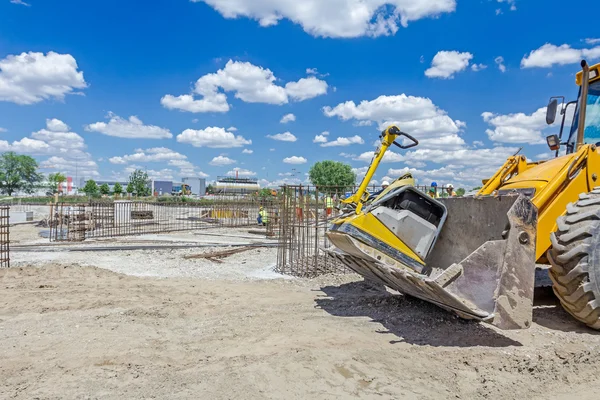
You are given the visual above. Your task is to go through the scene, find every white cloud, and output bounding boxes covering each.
[46,118,69,132]
[161,60,327,113]
[108,147,187,164]
[0,127,6,133]
[227,126,238,132]
[210,155,237,166]
[227,167,256,177]
[471,63,487,72]
[323,94,464,149]
[313,133,329,143]
[284,77,328,101]
[192,118,199,123]
[495,56,506,73]
[242,148,253,154]
[267,131,297,142]
[481,106,572,144]
[283,156,307,164]
[193,0,456,38]
[585,38,600,45]
[473,140,484,147]
[521,43,600,68]
[0,51,86,105]
[354,150,404,163]
[306,68,318,74]
[320,135,364,147]
[425,51,473,79]
[0,119,99,178]
[177,126,252,148]
[85,112,172,139]
[10,0,31,6]
[339,152,355,158]
[280,113,296,123]
[109,148,209,179]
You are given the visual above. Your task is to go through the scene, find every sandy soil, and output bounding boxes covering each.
[2,224,600,399]
[1,264,600,400]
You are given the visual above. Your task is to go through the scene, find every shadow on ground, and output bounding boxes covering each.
[532,286,599,334]
[315,280,522,348]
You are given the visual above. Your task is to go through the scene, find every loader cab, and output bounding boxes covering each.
[565,76,600,153]
[546,62,600,155]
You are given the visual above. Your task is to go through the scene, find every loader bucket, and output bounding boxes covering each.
[325,195,538,329]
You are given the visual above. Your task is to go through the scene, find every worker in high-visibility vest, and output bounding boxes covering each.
[325,195,334,216]
[257,206,268,226]
[445,183,457,197]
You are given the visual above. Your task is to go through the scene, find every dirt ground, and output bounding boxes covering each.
[2,225,600,399]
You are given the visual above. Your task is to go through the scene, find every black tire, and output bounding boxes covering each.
[548,190,600,330]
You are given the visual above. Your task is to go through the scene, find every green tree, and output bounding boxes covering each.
[128,169,150,196]
[126,183,134,195]
[83,179,99,196]
[113,182,123,196]
[48,172,67,194]
[456,188,466,197]
[0,152,44,196]
[99,183,110,195]
[258,188,275,198]
[309,161,356,192]
[206,184,215,194]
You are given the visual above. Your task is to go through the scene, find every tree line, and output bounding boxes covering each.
[0,151,151,197]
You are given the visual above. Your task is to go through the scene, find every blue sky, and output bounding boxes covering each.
[0,0,598,189]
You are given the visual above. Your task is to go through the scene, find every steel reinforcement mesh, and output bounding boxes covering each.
[0,206,9,267]
[275,185,371,277]
[48,198,274,242]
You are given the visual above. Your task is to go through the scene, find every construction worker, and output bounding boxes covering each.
[428,182,439,198]
[257,206,268,226]
[325,195,334,216]
[445,183,457,197]
[368,180,390,201]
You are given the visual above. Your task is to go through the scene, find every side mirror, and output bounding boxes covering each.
[546,134,560,151]
[546,98,558,125]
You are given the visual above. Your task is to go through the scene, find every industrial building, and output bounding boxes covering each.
[214,176,260,194]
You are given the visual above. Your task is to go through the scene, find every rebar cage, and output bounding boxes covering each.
[0,206,9,267]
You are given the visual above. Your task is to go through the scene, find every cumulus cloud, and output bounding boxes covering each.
[209,155,237,166]
[283,156,307,164]
[425,51,473,79]
[193,0,456,38]
[0,51,87,105]
[482,105,574,144]
[242,149,253,154]
[313,133,329,143]
[46,118,69,132]
[521,43,600,68]
[323,94,465,149]
[161,60,327,113]
[0,118,99,178]
[280,113,296,123]
[320,135,364,147]
[227,167,256,177]
[108,148,208,178]
[85,112,172,139]
[267,132,297,142]
[177,126,252,148]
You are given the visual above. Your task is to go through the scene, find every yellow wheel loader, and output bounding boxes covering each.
[325,60,600,330]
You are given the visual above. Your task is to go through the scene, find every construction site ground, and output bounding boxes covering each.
[2,224,600,399]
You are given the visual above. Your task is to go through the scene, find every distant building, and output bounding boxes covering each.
[151,181,173,196]
[182,177,206,196]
